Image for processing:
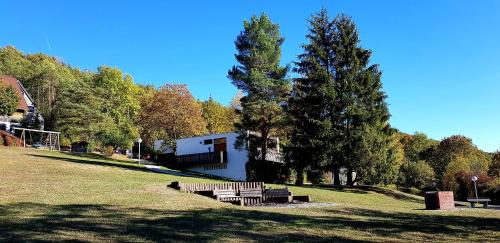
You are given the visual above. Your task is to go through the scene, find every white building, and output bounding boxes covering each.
[154,132,282,181]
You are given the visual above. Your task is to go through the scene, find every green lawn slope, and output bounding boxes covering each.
[0,147,498,242]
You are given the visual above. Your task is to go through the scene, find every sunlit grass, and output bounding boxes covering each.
[1,147,499,242]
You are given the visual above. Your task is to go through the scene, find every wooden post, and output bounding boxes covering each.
[49,133,52,150]
[57,133,60,151]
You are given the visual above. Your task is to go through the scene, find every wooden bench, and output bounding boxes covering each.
[264,187,292,203]
[240,187,263,206]
[212,188,242,205]
[467,198,491,208]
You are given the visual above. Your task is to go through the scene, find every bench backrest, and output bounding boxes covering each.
[213,188,237,197]
[264,187,290,197]
[240,188,263,197]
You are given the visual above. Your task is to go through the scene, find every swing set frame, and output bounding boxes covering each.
[13,127,61,151]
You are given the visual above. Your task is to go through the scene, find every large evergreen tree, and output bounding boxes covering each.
[330,14,395,185]
[289,9,336,185]
[291,10,397,185]
[228,14,290,162]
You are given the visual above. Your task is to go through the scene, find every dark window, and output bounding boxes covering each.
[203,139,213,145]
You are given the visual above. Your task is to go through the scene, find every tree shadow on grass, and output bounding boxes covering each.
[295,184,423,203]
[0,203,498,242]
[27,154,152,174]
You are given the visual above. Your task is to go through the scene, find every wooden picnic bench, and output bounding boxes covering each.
[264,187,292,203]
[467,198,491,208]
[240,187,263,205]
[212,188,242,205]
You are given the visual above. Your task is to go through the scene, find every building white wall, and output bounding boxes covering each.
[175,132,249,181]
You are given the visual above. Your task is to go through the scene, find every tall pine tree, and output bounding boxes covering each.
[289,9,336,185]
[228,14,290,162]
[330,14,395,185]
[291,9,397,185]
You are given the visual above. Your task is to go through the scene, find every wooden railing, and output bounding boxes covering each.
[173,181,265,194]
[175,151,227,167]
[254,150,284,163]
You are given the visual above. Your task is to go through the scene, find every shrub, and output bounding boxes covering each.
[398,160,435,189]
[3,136,13,146]
[450,172,492,201]
[103,145,114,158]
[307,170,333,185]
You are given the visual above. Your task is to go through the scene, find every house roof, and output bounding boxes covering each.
[0,75,29,111]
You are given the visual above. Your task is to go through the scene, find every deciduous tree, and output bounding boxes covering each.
[139,84,207,149]
[0,82,19,116]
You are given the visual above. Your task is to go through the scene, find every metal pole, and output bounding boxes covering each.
[474,180,478,199]
[138,141,141,165]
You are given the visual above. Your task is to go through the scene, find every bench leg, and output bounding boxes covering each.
[470,202,475,208]
[483,202,488,208]
[240,199,244,206]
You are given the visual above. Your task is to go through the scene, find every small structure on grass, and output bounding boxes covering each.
[424,191,455,210]
[170,181,310,206]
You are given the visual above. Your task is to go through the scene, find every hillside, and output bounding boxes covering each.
[0,147,499,242]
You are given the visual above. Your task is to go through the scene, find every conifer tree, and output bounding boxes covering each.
[228,14,290,162]
[289,9,336,185]
[330,14,394,185]
[291,9,396,185]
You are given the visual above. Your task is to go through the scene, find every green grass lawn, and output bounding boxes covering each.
[1,147,499,242]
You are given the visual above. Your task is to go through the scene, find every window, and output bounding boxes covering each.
[203,139,213,145]
[214,137,226,144]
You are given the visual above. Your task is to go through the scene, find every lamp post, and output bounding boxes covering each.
[137,138,142,165]
[471,175,478,199]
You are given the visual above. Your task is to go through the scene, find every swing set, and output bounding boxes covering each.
[13,127,61,151]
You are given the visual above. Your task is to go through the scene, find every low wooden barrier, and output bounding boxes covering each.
[174,181,265,194]
[171,181,306,206]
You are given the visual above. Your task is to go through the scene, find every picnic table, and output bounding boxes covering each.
[467,198,491,208]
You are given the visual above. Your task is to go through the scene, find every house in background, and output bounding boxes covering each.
[0,75,43,133]
[154,132,283,181]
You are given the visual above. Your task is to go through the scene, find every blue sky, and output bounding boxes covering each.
[2,1,499,152]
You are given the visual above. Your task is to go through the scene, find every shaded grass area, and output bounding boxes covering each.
[28,153,151,173]
[1,203,498,242]
[1,147,499,242]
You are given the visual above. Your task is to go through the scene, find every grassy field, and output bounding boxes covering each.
[0,147,499,242]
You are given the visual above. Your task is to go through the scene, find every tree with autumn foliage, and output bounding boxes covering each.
[201,96,236,134]
[139,84,207,149]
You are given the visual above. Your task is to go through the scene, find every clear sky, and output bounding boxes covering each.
[2,1,499,152]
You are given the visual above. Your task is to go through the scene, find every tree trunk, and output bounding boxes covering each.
[295,168,304,185]
[332,165,341,185]
[346,167,354,186]
[260,129,268,163]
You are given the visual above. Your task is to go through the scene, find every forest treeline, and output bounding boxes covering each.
[0,8,498,201]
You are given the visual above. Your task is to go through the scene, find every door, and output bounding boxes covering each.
[214,138,227,163]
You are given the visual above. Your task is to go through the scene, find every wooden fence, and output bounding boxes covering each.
[175,181,265,194]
